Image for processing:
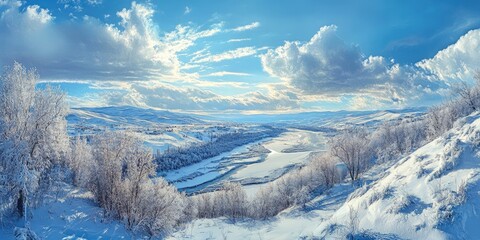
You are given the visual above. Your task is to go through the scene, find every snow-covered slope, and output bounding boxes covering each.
[314,113,480,239]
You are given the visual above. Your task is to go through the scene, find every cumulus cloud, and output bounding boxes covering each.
[261,25,396,94]
[232,21,260,32]
[260,25,452,108]
[417,29,480,82]
[0,1,220,81]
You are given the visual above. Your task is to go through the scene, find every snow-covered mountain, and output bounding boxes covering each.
[68,106,425,128]
[206,108,426,129]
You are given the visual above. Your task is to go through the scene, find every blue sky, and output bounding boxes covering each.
[2,0,480,112]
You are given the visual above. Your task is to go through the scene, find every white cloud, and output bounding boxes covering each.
[261,25,394,95]
[260,25,451,108]
[205,71,251,77]
[86,0,102,5]
[0,1,221,81]
[184,6,191,14]
[163,24,222,54]
[417,29,480,83]
[194,47,258,63]
[25,5,53,23]
[227,38,251,43]
[232,21,260,32]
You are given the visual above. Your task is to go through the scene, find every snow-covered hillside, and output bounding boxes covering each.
[314,113,480,239]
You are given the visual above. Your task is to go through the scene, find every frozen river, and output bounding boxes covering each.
[160,129,327,194]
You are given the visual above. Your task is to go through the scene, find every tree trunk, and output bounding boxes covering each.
[17,190,24,217]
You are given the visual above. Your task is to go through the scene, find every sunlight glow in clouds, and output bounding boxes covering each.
[1,0,480,112]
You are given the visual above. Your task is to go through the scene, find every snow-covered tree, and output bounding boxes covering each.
[0,62,68,222]
[313,155,339,188]
[330,127,371,181]
[90,131,149,214]
[452,76,480,112]
[69,136,94,188]
[89,131,187,236]
[216,182,248,220]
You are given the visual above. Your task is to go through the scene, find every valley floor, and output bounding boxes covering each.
[163,129,326,195]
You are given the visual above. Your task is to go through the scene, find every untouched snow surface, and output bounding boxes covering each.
[0,184,131,240]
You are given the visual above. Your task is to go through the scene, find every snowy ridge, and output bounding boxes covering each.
[314,113,480,239]
[208,108,425,126]
[68,106,205,127]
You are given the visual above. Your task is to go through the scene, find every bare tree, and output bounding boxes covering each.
[452,74,480,112]
[315,155,339,188]
[330,127,371,182]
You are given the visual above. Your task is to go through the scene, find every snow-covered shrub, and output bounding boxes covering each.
[14,227,39,240]
[194,182,248,220]
[347,204,360,237]
[193,192,214,218]
[87,131,187,236]
[451,76,480,113]
[123,178,187,236]
[428,139,464,180]
[215,182,248,220]
[193,155,341,221]
[431,179,468,227]
[425,77,480,140]
[388,194,411,214]
[456,179,467,203]
[365,185,392,206]
[310,155,339,188]
[250,183,279,219]
[68,136,94,188]
[370,119,427,162]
